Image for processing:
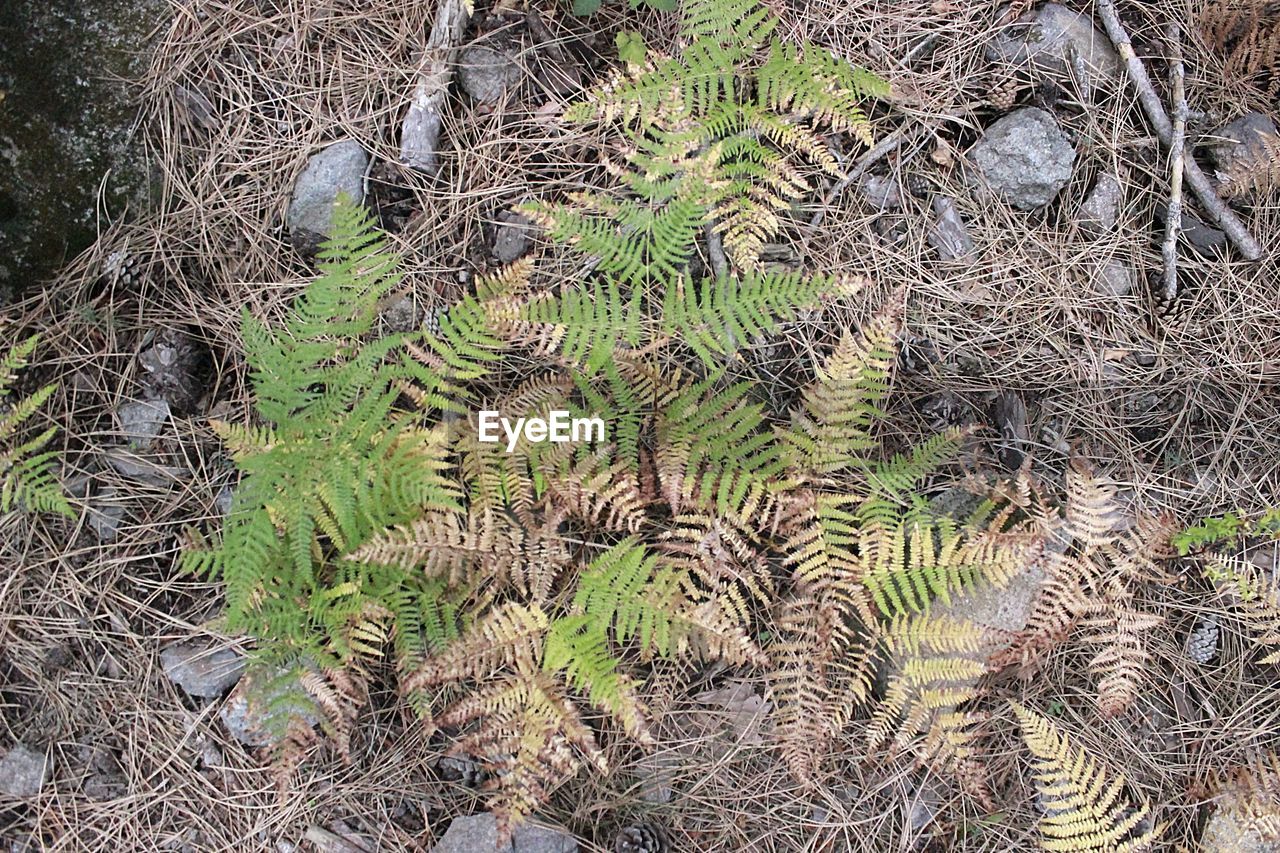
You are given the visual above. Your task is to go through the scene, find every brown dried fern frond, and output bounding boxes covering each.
[1199,0,1280,93]
[1064,455,1125,553]
[769,590,879,783]
[539,446,648,534]
[347,510,570,600]
[436,670,603,840]
[1080,579,1163,719]
[1219,130,1280,197]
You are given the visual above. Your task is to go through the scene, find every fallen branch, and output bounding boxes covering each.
[399,0,470,174]
[1096,0,1263,261]
[1162,22,1187,300]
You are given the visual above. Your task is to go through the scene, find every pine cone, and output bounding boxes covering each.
[437,754,488,788]
[985,79,1020,111]
[614,820,670,853]
[1187,616,1220,665]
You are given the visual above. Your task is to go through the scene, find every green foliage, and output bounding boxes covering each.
[524,0,889,371]
[1,333,73,519]
[194,0,1039,839]
[615,30,647,66]
[1174,508,1280,555]
[183,197,462,669]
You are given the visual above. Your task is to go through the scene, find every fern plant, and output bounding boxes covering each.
[1012,703,1162,851]
[520,0,888,371]
[1,333,73,519]
[1176,507,1280,664]
[183,197,462,674]
[988,458,1176,719]
[193,0,1041,839]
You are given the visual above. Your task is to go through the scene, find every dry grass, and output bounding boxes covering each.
[4,0,1280,849]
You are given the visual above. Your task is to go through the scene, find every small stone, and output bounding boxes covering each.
[214,485,235,516]
[1180,212,1229,256]
[0,744,50,797]
[219,666,320,747]
[87,488,127,543]
[82,771,126,801]
[287,139,368,254]
[1077,174,1123,237]
[1205,111,1279,174]
[161,640,246,699]
[986,3,1122,82]
[381,295,422,333]
[430,813,578,853]
[1097,259,1135,298]
[858,173,901,211]
[492,211,536,264]
[117,399,170,450]
[458,46,524,104]
[927,196,976,261]
[486,208,532,262]
[968,107,1076,210]
[103,448,191,486]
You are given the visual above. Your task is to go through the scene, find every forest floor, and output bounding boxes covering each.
[3,0,1280,850]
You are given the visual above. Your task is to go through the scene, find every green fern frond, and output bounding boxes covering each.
[545,0,885,272]
[0,334,73,519]
[656,374,789,518]
[663,271,862,366]
[679,0,776,47]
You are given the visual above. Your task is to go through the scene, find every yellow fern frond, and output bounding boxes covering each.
[1012,703,1162,852]
[787,305,899,475]
[404,602,549,694]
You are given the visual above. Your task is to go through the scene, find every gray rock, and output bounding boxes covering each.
[1076,174,1123,237]
[986,3,1121,81]
[1097,259,1135,298]
[380,295,422,333]
[214,485,235,517]
[927,196,976,261]
[1200,792,1280,852]
[161,640,246,699]
[458,46,524,104]
[968,107,1076,210]
[287,140,368,254]
[219,666,320,747]
[0,745,50,797]
[103,448,191,486]
[491,211,535,264]
[858,173,902,211]
[431,814,578,853]
[1180,212,1228,256]
[117,399,170,450]
[1205,111,1278,173]
[87,488,127,543]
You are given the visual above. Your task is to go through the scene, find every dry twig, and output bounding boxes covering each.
[399,0,470,174]
[1163,22,1187,300]
[1097,0,1264,261]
